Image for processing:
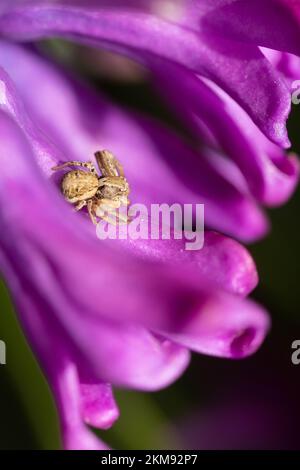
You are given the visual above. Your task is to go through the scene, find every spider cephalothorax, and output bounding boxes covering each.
[52,150,130,225]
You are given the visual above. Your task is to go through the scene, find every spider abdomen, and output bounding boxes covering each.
[61,170,99,203]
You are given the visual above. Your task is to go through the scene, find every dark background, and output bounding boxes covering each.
[0,42,300,449]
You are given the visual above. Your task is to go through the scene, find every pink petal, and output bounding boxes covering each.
[0,0,291,145]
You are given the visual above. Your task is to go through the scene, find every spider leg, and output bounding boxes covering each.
[74,200,87,211]
[52,161,97,174]
[98,176,127,189]
[97,200,130,226]
[87,199,98,225]
[95,150,124,177]
[114,159,125,177]
[99,198,121,209]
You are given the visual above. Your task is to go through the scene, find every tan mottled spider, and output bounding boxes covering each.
[52,150,130,225]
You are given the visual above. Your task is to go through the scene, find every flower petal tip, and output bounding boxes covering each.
[83,407,120,431]
[140,341,191,392]
[262,152,300,207]
[229,327,265,359]
[228,310,271,360]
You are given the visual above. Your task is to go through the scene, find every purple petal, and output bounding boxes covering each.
[0,0,291,145]
[0,41,268,241]
[199,0,300,57]
[51,362,110,450]
[0,249,112,448]
[0,108,269,378]
[0,109,192,390]
[262,48,300,90]
[80,383,119,430]
[117,224,258,297]
[74,322,191,390]
[162,291,271,359]
[156,63,299,206]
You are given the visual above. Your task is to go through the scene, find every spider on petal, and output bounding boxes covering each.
[52,150,130,225]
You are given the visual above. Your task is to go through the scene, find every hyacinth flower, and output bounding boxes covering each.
[1,0,300,238]
[0,0,299,449]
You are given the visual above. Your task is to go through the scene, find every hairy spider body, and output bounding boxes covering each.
[52,150,130,225]
[61,170,99,203]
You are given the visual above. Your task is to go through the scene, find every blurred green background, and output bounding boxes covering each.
[0,42,300,450]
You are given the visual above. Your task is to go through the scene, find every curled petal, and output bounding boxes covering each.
[75,321,191,391]
[0,250,112,449]
[262,48,300,85]
[162,290,271,359]
[0,109,192,390]
[80,383,119,430]
[0,109,269,379]
[0,0,292,145]
[117,222,258,297]
[0,41,269,241]
[156,63,299,206]
[200,0,300,57]
[51,362,110,450]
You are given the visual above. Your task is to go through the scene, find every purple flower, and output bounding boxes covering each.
[0,0,300,239]
[0,0,298,449]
